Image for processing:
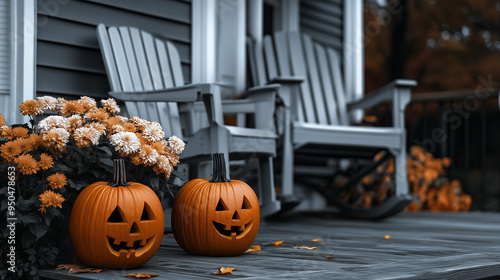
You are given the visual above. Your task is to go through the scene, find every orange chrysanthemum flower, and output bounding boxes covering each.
[59,100,85,117]
[73,126,100,148]
[122,123,137,133]
[129,116,148,131]
[78,96,97,113]
[11,127,29,139]
[139,144,159,166]
[151,141,167,155]
[38,190,65,213]
[85,108,110,123]
[15,138,33,154]
[0,141,22,162]
[67,115,83,133]
[39,153,54,170]
[0,114,5,127]
[100,98,121,114]
[43,128,70,152]
[29,133,44,150]
[47,173,67,189]
[87,122,106,136]
[1,127,15,140]
[14,154,39,175]
[19,100,44,116]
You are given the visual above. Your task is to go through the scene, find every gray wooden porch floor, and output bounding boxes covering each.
[40,212,500,280]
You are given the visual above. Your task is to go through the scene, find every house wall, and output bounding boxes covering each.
[36,0,192,100]
[300,0,343,54]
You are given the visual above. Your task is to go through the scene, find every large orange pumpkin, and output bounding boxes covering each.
[69,159,164,269]
[172,153,260,256]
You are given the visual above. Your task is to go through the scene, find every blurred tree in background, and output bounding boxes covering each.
[364,0,500,93]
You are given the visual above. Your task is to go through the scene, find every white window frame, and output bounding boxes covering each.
[2,0,36,125]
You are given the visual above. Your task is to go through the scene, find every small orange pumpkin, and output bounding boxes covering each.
[69,159,164,269]
[172,153,260,256]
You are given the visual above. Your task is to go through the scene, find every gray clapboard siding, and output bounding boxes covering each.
[36,0,191,99]
[0,0,10,95]
[300,0,343,52]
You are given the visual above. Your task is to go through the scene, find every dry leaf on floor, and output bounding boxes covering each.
[311,239,323,242]
[272,240,284,246]
[323,254,334,259]
[292,246,318,250]
[213,267,235,275]
[124,273,159,278]
[383,235,391,240]
[56,264,91,273]
[167,233,174,237]
[244,245,261,253]
[90,269,109,273]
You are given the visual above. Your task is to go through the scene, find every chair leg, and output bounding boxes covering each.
[394,147,410,197]
[258,156,281,217]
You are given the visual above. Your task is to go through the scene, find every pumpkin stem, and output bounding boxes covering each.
[109,159,130,187]
[209,153,230,183]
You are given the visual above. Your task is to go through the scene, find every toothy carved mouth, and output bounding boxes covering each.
[107,236,156,257]
[212,221,253,238]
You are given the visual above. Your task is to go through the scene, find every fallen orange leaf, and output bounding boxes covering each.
[292,246,318,250]
[124,273,159,278]
[213,267,235,275]
[56,264,91,274]
[272,240,284,246]
[324,254,334,259]
[244,245,261,253]
[383,235,391,240]
[311,239,323,242]
[90,269,109,273]
[167,233,174,237]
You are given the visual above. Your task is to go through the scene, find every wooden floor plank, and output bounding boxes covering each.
[40,212,500,280]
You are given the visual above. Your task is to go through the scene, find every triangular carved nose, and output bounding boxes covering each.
[130,222,140,233]
[232,211,240,220]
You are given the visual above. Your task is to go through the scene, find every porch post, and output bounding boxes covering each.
[191,0,217,84]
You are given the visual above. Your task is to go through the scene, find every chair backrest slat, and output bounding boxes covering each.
[117,27,143,91]
[286,32,316,123]
[96,24,122,92]
[263,36,278,81]
[302,34,328,124]
[273,32,291,77]
[108,27,134,91]
[247,38,267,87]
[166,42,184,87]
[326,48,349,126]
[314,43,339,125]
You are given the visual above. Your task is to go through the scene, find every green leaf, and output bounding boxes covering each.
[52,163,73,172]
[98,145,113,156]
[99,157,113,167]
[21,215,39,226]
[28,223,48,239]
[150,176,160,189]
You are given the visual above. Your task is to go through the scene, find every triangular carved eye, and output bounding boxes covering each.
[242,196,252,209]
[108,206,125,223]
[141,203,155,221]
[216,198,229,211]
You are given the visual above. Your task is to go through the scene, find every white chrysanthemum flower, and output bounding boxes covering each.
[142,121,164,142]
[156,155,173,173]
[55,98,66,111]
[73,127,101,147]
[43,128,70,151]
[37,96,58,111]
[109,132,141,155]
[139,144,159,165]
[168,135,185,155]
[111,125,125,133]
[101,98,121,114]
[79,96,97,112]
[38,116,70,133]
[88,122,107,136]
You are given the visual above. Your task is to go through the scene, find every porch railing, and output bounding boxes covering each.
[404,86,500,211]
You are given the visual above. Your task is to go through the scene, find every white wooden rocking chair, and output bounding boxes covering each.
[96,24,281,217]
[248,31,417,219]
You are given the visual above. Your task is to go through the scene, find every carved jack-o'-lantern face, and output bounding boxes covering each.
[212,196,255,239]
[105,202,158,257]
[69,159,164,269]
[172,153,260,256]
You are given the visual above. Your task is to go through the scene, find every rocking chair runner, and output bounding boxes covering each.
[96,24,280,217]
[248,31,417,219]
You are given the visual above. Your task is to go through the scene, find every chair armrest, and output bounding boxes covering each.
[110,83,226,126]
[347,79,417,111]
[347,79,417,128]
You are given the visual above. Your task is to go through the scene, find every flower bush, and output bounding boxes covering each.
[0,96,185,279]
